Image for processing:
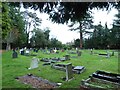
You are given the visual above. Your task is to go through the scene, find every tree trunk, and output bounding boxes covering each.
[79,22,83,49]
[6,42,11,50]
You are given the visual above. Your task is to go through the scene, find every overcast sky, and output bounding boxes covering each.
[20,5,118,44]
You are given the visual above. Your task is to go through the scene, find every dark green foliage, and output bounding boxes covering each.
[30,28,46,48]
[50,38,62,48]
[2,3,11,39]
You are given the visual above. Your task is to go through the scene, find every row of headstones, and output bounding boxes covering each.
[90,49,115,58]
[41,57,68,62]
[51,64,85,74]
[28,57,73,81]
[12,48,38,58]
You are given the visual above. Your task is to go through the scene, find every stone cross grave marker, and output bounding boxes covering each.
[65,63,73,81]
[28,57,39,69]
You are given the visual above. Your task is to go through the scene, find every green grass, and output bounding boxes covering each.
[2,49,119,88]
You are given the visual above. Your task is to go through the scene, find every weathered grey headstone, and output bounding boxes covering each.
[66,63,73,81]
[28,57,39,69]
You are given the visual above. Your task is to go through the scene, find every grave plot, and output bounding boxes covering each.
[51,63,85,74]
[98,51,112,58]
[80,70,120,89]
[41,57,68,63]
[15,74,59,88]
[98,53,110,58]
[91,70,120,84]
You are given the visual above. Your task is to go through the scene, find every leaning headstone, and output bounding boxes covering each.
[66,63,73,81]
[28,57,39,69]
[12,50,18,58]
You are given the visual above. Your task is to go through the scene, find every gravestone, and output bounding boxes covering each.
[65,54,70,60]
[73,66,85,74]
[12,50,18,58]
[25,49,30,56]
[28,57,39,69]
[106,51,110,58]
[35,49,39,53]
[20,48,24,55]
[111,51,114,56]
[54,48,57,53]
[77,51,82,56]
[66,63,73,81]
[90,49,93,55]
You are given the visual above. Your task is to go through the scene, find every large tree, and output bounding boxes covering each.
[22,10,42,46]
[20,2,119,49]
[8,2,120,49]
[2,3,27,50]
[30,28,48,48]
[2,3,11,40]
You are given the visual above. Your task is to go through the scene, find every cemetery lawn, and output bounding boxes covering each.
[2,50,119,88]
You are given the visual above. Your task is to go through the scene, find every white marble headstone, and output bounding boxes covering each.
[19,48,23,54]
[28,57,39,69]
[26,50,30,54]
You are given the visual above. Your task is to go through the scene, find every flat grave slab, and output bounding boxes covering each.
[74,66,84,70]
[15,74,59,88]
[73,66,85,74]
[80,70,120,89]
[51,63,85,74]
[91,70,120,84]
